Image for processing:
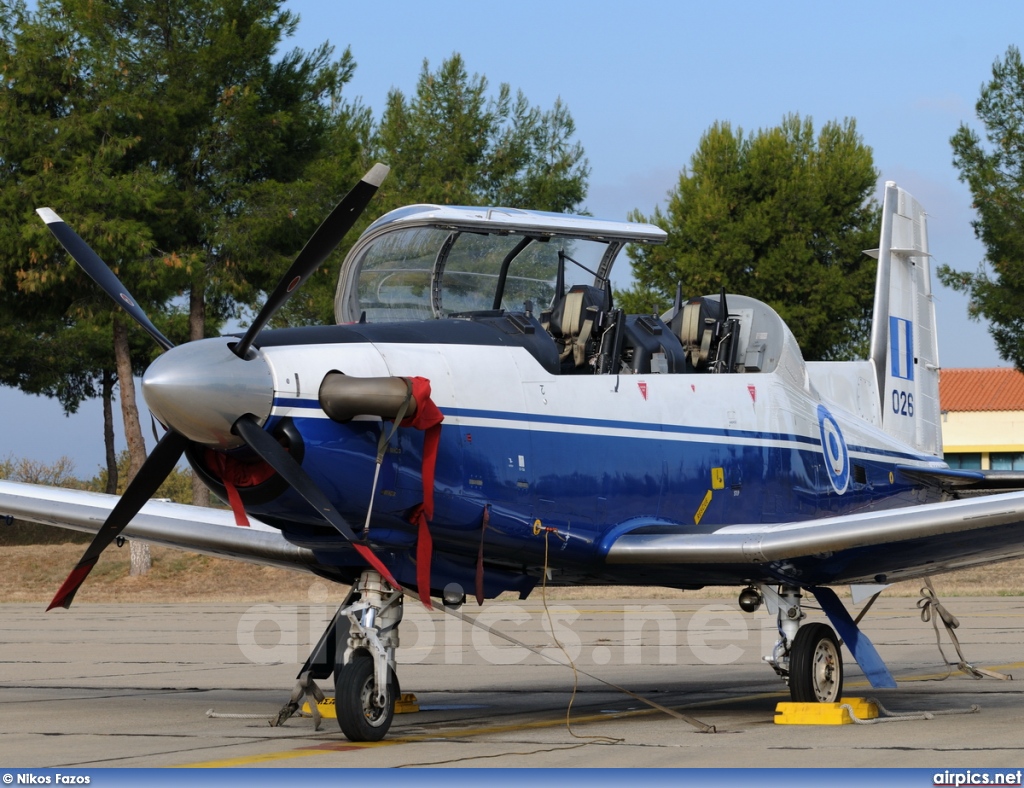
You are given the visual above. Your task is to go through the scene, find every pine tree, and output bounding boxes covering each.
[940,46,1024,370]
[619,115,879,361]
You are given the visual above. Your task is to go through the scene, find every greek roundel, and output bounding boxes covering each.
[817,405,849,494]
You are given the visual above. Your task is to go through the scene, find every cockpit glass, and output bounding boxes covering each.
[355,227,612,321]
[439,233,529,314]
[356,227,447,322]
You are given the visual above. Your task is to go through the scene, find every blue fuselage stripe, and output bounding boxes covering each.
[272,398,935,464]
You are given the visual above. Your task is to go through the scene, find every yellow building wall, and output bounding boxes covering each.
[942,410,1024,469]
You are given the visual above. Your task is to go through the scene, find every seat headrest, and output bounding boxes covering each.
[549,285,608,335]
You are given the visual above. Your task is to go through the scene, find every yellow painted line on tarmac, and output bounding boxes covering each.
[180,682,800,768]
[179,749,359,768]
[180,703,673,767]
[180,660,1024,767]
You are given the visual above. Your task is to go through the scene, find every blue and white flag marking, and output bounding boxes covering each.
[889,316,914,381]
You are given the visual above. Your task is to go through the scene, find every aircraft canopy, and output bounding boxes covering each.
[334,205,666,323]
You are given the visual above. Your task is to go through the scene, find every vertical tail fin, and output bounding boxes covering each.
[867,182,941,457]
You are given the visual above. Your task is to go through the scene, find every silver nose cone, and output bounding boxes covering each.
[142,339,274,449]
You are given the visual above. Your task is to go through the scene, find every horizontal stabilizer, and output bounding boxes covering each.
[894,465,985,488]
[896,465,1024,494]
[862,247,933,260]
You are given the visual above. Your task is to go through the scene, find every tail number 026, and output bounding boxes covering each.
[892,389,914,417]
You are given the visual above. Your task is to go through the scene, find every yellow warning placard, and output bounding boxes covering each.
[694,490,713,525]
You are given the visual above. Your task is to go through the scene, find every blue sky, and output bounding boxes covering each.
[2,0,1020,473]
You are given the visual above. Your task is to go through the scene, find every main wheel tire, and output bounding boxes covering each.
[789,622,844,703]
[335,652,397,742]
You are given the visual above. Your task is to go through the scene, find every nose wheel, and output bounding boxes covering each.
[788,622,844,703]
[336,652,398,742]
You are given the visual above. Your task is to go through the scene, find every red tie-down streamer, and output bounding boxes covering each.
[206,442,399,588]
[205,449,278,526]
[401,377,444,609]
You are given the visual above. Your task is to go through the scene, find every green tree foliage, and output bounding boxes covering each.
[941,46,1024,370]
[0,0,365,501]
[271,53,592,326]
[0,454,85,544]
[0,452,192,544]
[87,449,194,503]
[0,319,107,413]
[228,104,373,328]
[1,0,365,329]
[372,54,589,215]
[0,454,81,487]
[620,115,880,361]
[1,449,192,504]
[0,0,182,320]
[1,10,592,485]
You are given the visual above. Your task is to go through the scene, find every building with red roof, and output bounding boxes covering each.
[939,368,1024,470]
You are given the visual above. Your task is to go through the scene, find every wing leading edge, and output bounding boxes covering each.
[0,480,318,574]
[604,490,1024,570]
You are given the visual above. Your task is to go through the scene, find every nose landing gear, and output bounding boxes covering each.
[279,569,404,741]
[334,569,404,742]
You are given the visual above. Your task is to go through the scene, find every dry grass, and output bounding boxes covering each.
[1,544,351,605]
[3,543,1022,605]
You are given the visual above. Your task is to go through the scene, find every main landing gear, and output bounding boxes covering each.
[743,584,844,703]
[285,569,403,742]
[789,623,843,702]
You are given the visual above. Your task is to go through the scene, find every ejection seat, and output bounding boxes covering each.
[545,284,609,371]
[678,296,718,370]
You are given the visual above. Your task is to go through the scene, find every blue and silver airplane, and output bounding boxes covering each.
[3,168,1023,741]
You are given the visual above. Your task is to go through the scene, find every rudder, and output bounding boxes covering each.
[867,182,941,457]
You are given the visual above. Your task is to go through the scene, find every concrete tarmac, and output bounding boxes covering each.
[2,594,1023,768]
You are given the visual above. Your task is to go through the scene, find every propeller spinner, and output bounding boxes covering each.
[142,338,273,449]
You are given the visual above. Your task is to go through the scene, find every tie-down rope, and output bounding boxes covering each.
[841,696,981,725]
[917,577,1013,682]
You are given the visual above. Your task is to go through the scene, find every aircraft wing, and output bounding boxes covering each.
[604,490,1024,575]
[0,480,319,574]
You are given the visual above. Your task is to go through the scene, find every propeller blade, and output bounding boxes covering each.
[233,163,390,359]
[232,414,398,587]
[35,209,176,352]
[47,430,189,610]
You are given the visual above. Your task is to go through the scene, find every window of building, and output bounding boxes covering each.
[944,452,982,469]
[990,452,1024,470]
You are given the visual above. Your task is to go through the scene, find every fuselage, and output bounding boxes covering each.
[170,317,946,596]
[138,193,969,598]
